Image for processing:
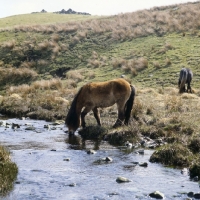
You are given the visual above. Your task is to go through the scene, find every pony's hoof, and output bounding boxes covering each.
[113,124,121,128]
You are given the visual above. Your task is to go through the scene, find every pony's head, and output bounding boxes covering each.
[65,123,80,135]
[65,106,81,135]
[65,88,82,135]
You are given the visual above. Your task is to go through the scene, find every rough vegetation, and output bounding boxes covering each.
[0,1,200,179]
[0,146,18,196]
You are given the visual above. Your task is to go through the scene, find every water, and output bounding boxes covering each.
[0,118,199,200]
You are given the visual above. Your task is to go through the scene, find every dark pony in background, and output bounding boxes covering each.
[178,68,193,93]
[65,78,135,134]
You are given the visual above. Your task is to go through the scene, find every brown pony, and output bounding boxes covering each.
[65,78,135,134]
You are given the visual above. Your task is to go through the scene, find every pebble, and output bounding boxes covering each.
[139,162,148,167]
[63,158,70,161]
[194,193,200,199]
[149,191,164,199]
[102,157,113,162]
[116,176,131,183]
[187,192,194,198]
[69,183,76,187]
[87,149,96,154]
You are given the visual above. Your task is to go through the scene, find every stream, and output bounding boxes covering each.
[0,117,199,200]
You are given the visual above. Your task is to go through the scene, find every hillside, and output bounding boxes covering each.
[0,1,200,178]
[0,2,200,91]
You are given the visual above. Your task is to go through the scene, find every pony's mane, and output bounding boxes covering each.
[65,87,83,128]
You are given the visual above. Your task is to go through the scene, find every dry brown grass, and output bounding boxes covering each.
[2,2,200,43]
[111,57,148,75]
[87,51,108,68]
[38,40,49,51]
[1,78,76,121]
[7,78,63,96]
[66,70,84,82]
[153,61,161,69]
[51,34,60,42]
[1,40,16,50]
[165,57,172,66]
[20,61,36,68]
[31,78,62,90]
[0,67,38,85]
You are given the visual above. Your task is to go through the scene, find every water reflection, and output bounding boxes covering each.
[65,134,102,150]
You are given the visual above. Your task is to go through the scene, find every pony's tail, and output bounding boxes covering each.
[124,85,135,125]
[179,70,187,93]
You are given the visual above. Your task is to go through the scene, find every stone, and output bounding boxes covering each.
[102,157,113,162]
[139,162,148,167]
[193,176,199,182]
[187,192,194,198]
[0,121,6,127]
[12,123,20,129]
[194,193,200,199]
[25,126,35,130]
[69,183,76,187]
[138,149,144,154]
[44,124,50,129]
[63,158,70,161]
[116,176,131,183]
[125,141,133,149]
[87,149,96,154]
[149,191,164,199]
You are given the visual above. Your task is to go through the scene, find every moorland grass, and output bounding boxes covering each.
[0,1,200,176]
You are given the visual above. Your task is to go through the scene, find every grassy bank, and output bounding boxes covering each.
[0,146,18,196]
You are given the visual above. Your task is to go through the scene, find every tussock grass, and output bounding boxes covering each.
[0,146,18,196]
[112,57,148,76]
[1,78,75,120]
[66,70,84,82]
[1,40,16,50]
[150,144,192,167]
[0,67,38,86]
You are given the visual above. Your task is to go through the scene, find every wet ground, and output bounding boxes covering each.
[0,117,199,200]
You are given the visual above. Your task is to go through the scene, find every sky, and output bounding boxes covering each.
[0,0,198,19]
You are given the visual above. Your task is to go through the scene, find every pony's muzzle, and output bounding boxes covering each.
[68,130,75,135]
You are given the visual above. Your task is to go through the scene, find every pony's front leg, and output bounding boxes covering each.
[81,107,91,128]
[92,107,101,126]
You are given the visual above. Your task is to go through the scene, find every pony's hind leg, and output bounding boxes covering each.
[113,103,125,128]
[187,83,192,93]
[92,107,101,126]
